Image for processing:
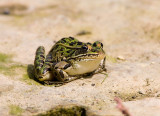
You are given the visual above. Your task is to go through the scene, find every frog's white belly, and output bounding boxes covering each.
[65,58,103,75]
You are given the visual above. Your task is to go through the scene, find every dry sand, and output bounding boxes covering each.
[0,0,160,116]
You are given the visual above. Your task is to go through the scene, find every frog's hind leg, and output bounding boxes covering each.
[34,46,46,78]
[44,68,80,87]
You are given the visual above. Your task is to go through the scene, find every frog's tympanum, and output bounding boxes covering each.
[34,37,106,85]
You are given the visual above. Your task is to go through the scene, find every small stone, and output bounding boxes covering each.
[117,56,125,61]
[138,91,143,94]
[44,99,49,101]
[91,102,94,105]
[77,30,91,36]
[99,107,102,110]
[157,94,160,97]
[3,8,10,15]
[26,107,38,113]
[132,96,136,99]
[91,83,95,86]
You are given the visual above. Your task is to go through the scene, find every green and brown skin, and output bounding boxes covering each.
[34,37,106,85]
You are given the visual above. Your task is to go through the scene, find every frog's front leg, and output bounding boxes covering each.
[34,46,51,81]
[94,56,107,74]
[44,61,79,85]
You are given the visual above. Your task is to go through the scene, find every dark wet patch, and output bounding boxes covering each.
[0,3,27,15]
[36,105,87,116]
[77,30,91,36]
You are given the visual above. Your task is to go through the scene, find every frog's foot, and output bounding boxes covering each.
[43,76,80,87]
[54,68,80,82]
[94,66,107,74]
[64,76,81,83]
[43,81,64,87]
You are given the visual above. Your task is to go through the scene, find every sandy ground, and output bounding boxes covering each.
[1,0,160,116]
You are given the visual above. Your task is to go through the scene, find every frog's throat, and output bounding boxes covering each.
[64,54,105,75]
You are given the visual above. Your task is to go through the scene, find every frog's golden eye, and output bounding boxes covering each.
[93,41,103,48]
[97,43,101,47]
[87,45,92,50]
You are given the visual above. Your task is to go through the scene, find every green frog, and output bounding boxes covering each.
[34,37,106,85]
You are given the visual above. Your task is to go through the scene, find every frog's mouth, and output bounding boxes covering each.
[69,52,105,61]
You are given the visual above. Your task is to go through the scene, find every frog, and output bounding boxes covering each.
[34,37,106,85]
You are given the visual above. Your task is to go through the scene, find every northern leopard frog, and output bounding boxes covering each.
[34,37,106,85]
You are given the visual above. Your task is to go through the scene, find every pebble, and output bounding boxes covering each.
[117,56,125,61]
[91,83,95,86]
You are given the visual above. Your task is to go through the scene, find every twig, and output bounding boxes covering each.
[101,72,108,84]
[114,97,133,116]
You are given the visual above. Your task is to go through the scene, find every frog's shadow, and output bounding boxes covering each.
[27,64,43,84]
[27,64,94,85]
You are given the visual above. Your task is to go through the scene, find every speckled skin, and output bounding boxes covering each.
[34,37,106,84]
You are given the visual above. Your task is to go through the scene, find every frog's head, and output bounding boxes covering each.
[65,41,106,75]
[73,41,105,60]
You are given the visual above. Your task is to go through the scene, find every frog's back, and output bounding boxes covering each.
[48,37,85,62]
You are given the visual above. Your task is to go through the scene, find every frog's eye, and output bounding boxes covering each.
[93,42,97,47]
[82,45,88,51]
[100,43,103,48]
[93,41,103,48]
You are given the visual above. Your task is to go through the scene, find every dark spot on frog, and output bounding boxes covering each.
[39,64,43,67]
[36,52,44,55]
[55,45,59,49]
[61,52,64,55]
[60,48,64,51]
[77,42,83,45]
[35,57,39,60]
[40,60,44,64]
[93,42,97,47]
[87,42,92,45]
[40,55,45,59]
[47,68,52,71]
[69,42,76,46]
[59,70,64,78]
[63,63,71,69]
[47,55,52,59]
[54,72,58,76]
[67,50,72,53]
[61,38,66,41]
[91,49,96,52]
[69,36,75,40]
